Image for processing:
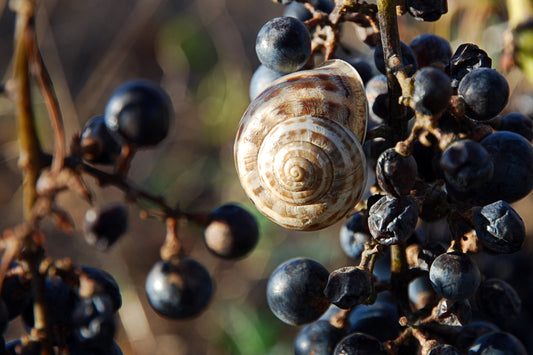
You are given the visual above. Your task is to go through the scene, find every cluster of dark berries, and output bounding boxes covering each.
[255,1,532,354]
[77,81,261,322]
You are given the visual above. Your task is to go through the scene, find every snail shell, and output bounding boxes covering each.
[234,59,368,231]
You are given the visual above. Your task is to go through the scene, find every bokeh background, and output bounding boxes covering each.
[0,0,531,354]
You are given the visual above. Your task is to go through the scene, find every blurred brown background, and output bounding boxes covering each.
[0,0,531,354]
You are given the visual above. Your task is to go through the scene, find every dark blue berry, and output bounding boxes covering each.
[249,64,283,100]
[294,320,345,355]
[429,251,480,301]
[454,321,500,351]
[348,301,400,341]
[412,67,452,116]
[203,203,259,259]
[79,266,122,313]
[266,258,329,325]
[347,58,374,85]
[283,0,334,21]
[145,258,213,319]
[468,332,527,355]
[410,33,452,69]
[72,295,116,352]
[334,332,386,355]
[500,112,533,141]
[440,139,493,193]
[339,213,371,259]
[458,68,509,121]
[475,278,521,325]
[374,41,418,76]
[104,80,173,146]
[84,203,128,250]
[255,17,311,74]
[474,131,533,204]
[80,115,122,164]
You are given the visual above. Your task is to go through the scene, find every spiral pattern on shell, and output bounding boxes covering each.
[234,59,368,231]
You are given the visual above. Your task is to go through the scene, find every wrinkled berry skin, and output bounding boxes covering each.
[339,213,370,259]
[249,64,283,100]
[474,131,533,204]
[105,80,173,146]
[80,115,122,164]
[266,258,329,325]
[324,267,372,309]
[429,251,481,301]
[203,203,259,259]
[376,148,418,197]
[334,332,386,355]
[475,279,521,325]
[410,33,452,69]
[458,68,509,121]
[412,67,452,116]
[368,195,419,246]
[255,17,311,74]
[468,332,527,355]
[406,0,447,21]
[145,258,213,319]
[440,139,493,193]
[474,200,525,254]
[448,43,492,88]
[294,320,345,355]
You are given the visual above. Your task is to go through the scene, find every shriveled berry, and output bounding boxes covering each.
[324,267,372,309]
[203,203,259,259]
[368,195,419,246]
[406,0,447,21]
[255,17,311,74]
[448,43,492,88]
[474,200,525,254]
[266,258,329,325]
[376,148,418,197]
[104,80,173,146]
[145,258,213,319]
[84,203,128,250]
[429,251,480,301]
